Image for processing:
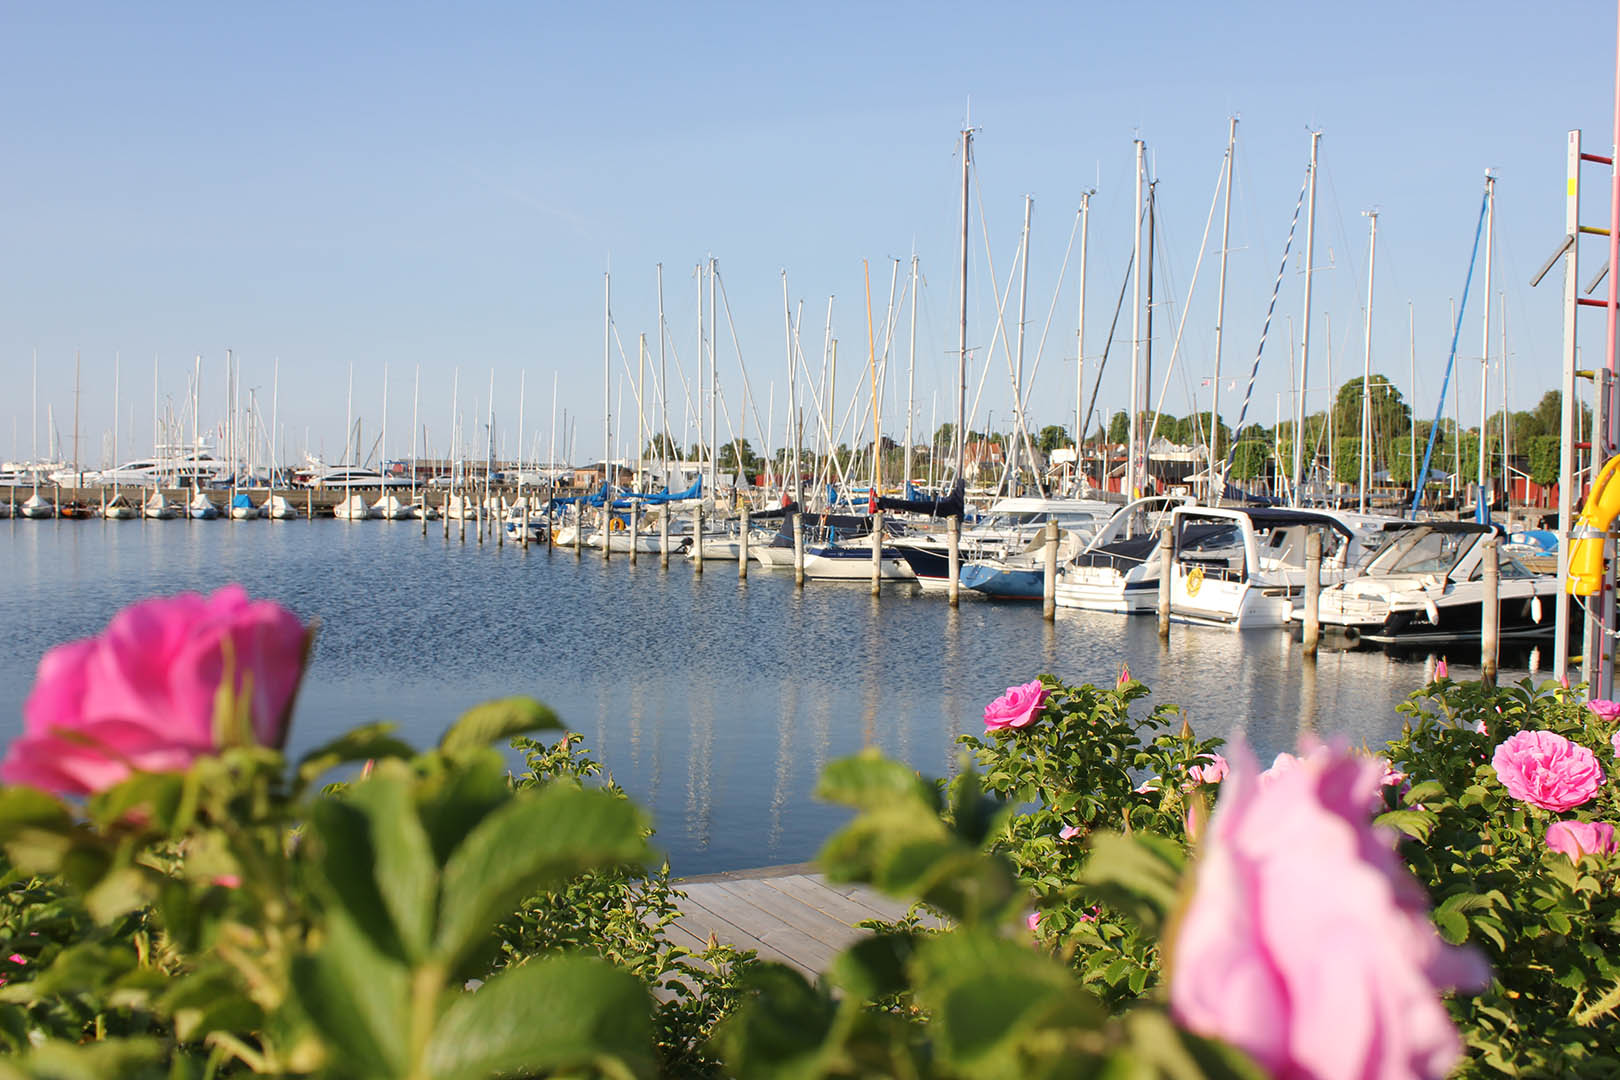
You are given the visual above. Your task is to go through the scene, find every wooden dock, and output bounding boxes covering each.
[671,864,925,977]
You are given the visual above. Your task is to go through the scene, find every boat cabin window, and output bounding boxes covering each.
[1177,520,1246,575]
[1375,530,1480,576]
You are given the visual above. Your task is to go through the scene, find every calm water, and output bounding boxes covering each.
[0,518,1520,875]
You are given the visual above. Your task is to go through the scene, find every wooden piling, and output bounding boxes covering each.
[1157,527,1172,640]
[793,511,806,587]
[1042,518,1058,621]
[947,516,961,607]
[1482,536,1500,686]
[738,505,750,580]
[693,507,703,575]
[629,506,639,565]
[1302,530,1322,658]
[658,508,668,567]
[870,511,883,596]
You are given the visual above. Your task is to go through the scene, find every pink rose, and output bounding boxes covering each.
[1117,664,1131,690]
[1170,740,1488,1080]
[1187,753,1229,787]
[1026,912,1041,933]
[1491,731,1606,812]
[984,679,1047,732]
[1381,760,1408,789]
[1545,820,1619,864]
[1612,732,1620,760]
[1594,700,1620,724]
[1059,825,1081,841]
[1434,658,1449,680]
[2,586,308,796]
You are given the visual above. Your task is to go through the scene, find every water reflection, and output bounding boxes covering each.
[0,518,1531,875]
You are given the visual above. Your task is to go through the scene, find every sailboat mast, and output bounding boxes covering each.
[636,334,646,492]
[1012,194,1033,494]
[865,259,879,491]
[73,350,81,487]
[709,257,718,497]
[956,127,971,491]
[657,263,668,485]
[516,369,526,500]
[783,272,802,505]
[1211,117,1237,502]
[113,351,120,490]
[192,353,201,494]
[906,252,918,487]
[1409,302,1416,496]
[271,359,279,488]
[411,364,420,504]
[696,263,704,490]
[344,362,354,467]
[1360,210,1379,514]
[1143,182,1157,494]
[1129,140,1144,497]
[1478,172,1496,522]
[1076,190,1092,493]
[1292,130,1321,504]
[604,270,613,490]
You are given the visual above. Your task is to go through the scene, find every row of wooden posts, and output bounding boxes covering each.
[475,503,1507,682]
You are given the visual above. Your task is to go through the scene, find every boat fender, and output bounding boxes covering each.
[1567,455,1620,595]
[1532,594,1543,624]
[1423,598,1441,627]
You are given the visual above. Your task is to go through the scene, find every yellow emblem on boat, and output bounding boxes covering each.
[1186,565,1204,597]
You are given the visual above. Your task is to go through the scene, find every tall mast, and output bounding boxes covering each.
[1129,140,1144,497]
[657,263,669,485]
[865,259,879,490]
[1076,190,1092,492]
[548,371,558,495]
[1211,117,1237,502]
[1409,302,1416,495]
[113,351,120,481]
[192,353,201,493]
[709,257,718,497]
[72,350,81,486]
[1359,210,1379,514]
[516,369,526,498]
[1292,130,1321,504]
[906,252,918,487]
[411,364,420,504]
[696,262,704,486]
[31,350,37,489]
[784,272,802,505]
[1011,194,1033,494]
[380,363,388,480]
[636,334,646,492]
[1478,172,1496,522]
[956,126,972,491]
[604,270,612,488]
[271,359,279,488]
[152,352,160,484]
[344,362,354,467]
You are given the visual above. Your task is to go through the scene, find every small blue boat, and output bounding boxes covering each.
[959,561,1045,598]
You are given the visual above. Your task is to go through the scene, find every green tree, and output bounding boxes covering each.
[716,438,758,475]
[642,434,679,460]
[1333,438,1363,484]
[1332,375,1411,445]
[1529,434,1562,488]
[1107,412,1129,445]
[1229,439,1271,481]
[1036,424,1072,455]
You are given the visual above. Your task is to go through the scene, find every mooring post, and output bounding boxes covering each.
[1482,536,1500,686]
[629,505,639,565]
[1303,530,1322,658]
[1042,518,1059,620]
[658,508,669,567]
[1157,526,1172,640]
[793,511,806,587]
[693,506,704,574]
[870,511,884,596]
[947,516,961,607]
[738,505,750,580]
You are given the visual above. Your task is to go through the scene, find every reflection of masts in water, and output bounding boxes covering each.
[685,684,714,852]
[627,680,646,776]
[769,681,799,852]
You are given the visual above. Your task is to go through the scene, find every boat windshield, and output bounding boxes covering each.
[1373,529,1480,576]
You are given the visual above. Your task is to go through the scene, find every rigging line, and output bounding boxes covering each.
[969,164,1044,490]
[1411,185,1491,516]
[1079,238,1139,441]
[1218,163,1310,488]
[1012,206,1083,432]
[1148,151,1226,445]
[710,267,758,474]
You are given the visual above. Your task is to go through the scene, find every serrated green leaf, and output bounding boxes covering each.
[289,907,410,1079]
[306,800,410,964]
[434,784,649,972]
[348,772,438,962]
[439,697,560,755]
[424,954,653,1080]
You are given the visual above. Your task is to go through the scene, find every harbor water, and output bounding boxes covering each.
[0,518,1523,875]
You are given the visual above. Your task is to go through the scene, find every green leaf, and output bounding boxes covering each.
[713,963,839,1080]
[910,928,1104,1078]
[306,800,410,963]
[434,784,649,972]
[815,751,938,812]
[1079,831,1185,933]
[424,954,654,1080]
[827,932,918,1001]
[439,697,561,755]
[348,772,439,962]
[295,722,416,788]
[84,773,185,834]
[289,907,410,1080]
[1375,809,1438,843]
[1435,908,1469,945]
[10,1038,169,1080]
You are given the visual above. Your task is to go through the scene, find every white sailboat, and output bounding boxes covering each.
[188,489,220,520]
[267,494,299,520]
[334,492,374,521]
[143,490,177,519]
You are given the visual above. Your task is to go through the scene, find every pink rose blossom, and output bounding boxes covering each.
[1187,753,1229,787]
[2,587,308,796]
[1472,719,1487,735]
[1026,912,1041,933]
[6,955,22,965]
[1170,739,1488,1080]
[1117,664,1132,690]
[1612,732,1620,760]
[210,874,242,889]
[1590,700,1620,724]
[1545,821,1619,864]
[1059,825,1081,841]
[1434,658,1449,680]
[983,679,1047,732]
[1491,731,1606,812]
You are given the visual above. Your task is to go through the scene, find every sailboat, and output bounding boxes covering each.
[334,492,375,520]
[143,490,177,519]
[267,493,299,519]
[229,492,263,519]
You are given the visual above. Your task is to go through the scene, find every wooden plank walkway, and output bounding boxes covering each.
[673,863,925,978]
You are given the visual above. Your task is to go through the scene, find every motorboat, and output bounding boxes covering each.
[305,465,410,490]
[143,491,178,519]
[1312,522,1563,645]
[1055,496,1193,614]
[1166,506,1388,630]
[960,530,1086,598]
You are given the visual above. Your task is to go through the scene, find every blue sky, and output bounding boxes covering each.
[1,2,1612,468]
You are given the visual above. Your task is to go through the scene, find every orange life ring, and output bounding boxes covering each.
[609,517,626,532]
